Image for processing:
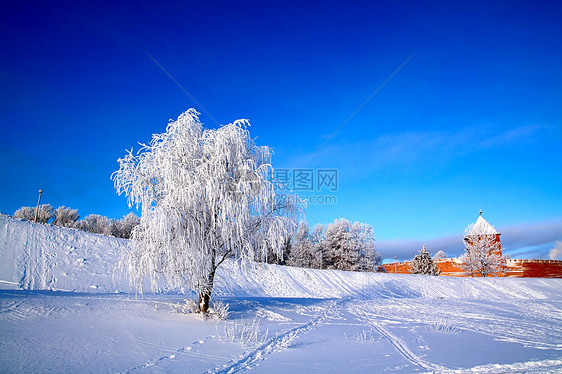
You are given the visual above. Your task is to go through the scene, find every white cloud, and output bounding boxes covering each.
[500,221,562,250]
[549,241,562,260]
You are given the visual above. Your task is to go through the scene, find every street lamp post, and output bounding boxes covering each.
[394,256,397,274]
[34,189,43,223]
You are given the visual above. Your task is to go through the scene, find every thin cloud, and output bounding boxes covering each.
[549,241,562,260]
[379,219,562,262]
[378,234,463,262]
[368,124,546,167]
[500,220,562,250]
[291,124,548,176]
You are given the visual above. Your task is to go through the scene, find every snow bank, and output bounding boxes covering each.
[214,260,560,300]
[0,215,129,292]
[1,215,561,301]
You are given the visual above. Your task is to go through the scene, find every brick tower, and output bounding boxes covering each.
[463,211,502,257]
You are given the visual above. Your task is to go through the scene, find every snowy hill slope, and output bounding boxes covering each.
[0,215,129,292]
[1,215,562,373]
[1,214,560,301]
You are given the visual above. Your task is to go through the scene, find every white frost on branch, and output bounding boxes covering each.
[111,109,303,306]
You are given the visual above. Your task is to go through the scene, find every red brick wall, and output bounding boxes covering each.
[505,259,562,278]
[382,259,562,278]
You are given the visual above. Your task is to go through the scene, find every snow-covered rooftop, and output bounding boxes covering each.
[470,215,500,235]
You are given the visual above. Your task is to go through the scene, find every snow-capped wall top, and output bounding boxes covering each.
[470,215,499,235]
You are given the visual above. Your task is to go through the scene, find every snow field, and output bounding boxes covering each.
[1,215,562,372]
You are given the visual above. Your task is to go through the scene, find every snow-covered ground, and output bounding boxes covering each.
[1,215,561,373]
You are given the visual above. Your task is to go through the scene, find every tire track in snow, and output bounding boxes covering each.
[208,299,341,374]
[370,322,447,372]
[356,309,447,372]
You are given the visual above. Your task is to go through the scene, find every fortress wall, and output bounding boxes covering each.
[382,258,562,278]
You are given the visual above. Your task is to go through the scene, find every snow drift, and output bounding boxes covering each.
[1,215,560,302]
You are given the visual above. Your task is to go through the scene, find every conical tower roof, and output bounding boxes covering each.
[471,214,499,235]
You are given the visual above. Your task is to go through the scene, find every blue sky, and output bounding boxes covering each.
[1,0,561,261]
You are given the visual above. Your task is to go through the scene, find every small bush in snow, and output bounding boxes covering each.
[428,319,462,334]
[209,301,231,321]
[433,250,447,259]
[14,204,54,224]
[352,329,382,342]
[171,299,199,315]
[221,317,268,347]
[14,206,35,221]
[173,299,230,320]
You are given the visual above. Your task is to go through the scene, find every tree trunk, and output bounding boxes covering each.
[198,267,216,314]
[199,291,211,314]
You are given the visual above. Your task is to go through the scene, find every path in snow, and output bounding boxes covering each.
[210,299,342,374]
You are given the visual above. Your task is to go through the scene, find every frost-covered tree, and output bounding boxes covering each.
[308,223,325,269]
[322,218,380,271]
[261,233,291,265]
[53,206,80,227]
[117,212,140,239]
[287,221,319,268]
[14,206,35,221]
[433,250,447,260]
[112,109,302,313]
[409,245,440,275]
[460,223,505,277]
[14,204,54,224]
[104,218,121,237]
[77,214,111,235]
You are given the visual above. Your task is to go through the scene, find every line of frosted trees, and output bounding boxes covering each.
[12,204,139,239]
[268,218,382,272]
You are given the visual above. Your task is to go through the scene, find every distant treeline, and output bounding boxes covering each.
[267,218,383,272]
[13,205,383,272]
[13,205,139,239]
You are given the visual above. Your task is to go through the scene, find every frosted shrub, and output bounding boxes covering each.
[53,206,80,227]
[112,109,303,313]
[14,207,35,221]
[221,317,268,347]
[77,214,111,235]
[428,319,462,334]
[353,329,382,342]
[172,299,199,315]
[209,301,231,321]
[14,204,54,224]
